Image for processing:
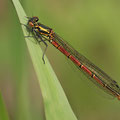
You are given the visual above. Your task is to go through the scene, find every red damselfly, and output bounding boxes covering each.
[25,16,120,100]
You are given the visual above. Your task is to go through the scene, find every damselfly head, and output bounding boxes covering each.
[26,16,39,25]
[26,16,39,28]
[30,16,39,23]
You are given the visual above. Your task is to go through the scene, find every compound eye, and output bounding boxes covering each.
[35,17,39,22]
[33,16,39,22]
[29,22,34,27]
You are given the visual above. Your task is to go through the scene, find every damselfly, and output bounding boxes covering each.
[25,16,120,100]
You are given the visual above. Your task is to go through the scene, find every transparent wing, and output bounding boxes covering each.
[53,33,120,96]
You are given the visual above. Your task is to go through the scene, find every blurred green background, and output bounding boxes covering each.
[1,0,120,120]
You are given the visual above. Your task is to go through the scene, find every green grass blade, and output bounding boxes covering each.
[0,93,10,120]
[11,0,78,119]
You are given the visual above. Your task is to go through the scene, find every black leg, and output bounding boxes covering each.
[21,23,48,64]
[21,23,33,32]
[38,35,48,64]
[42,41,48,64]
[20,23,28,28]
[21,23,37,43]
